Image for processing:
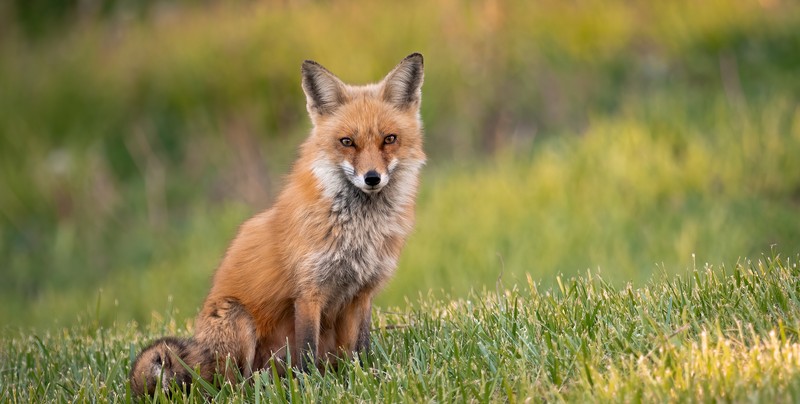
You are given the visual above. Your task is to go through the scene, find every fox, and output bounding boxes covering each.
[130,53,426,396]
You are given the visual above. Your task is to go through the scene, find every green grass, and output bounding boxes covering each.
[3,254,800,402]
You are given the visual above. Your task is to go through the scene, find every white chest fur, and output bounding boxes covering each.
[308,158,422,305]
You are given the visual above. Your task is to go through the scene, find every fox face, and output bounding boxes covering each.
[301,54,426,196]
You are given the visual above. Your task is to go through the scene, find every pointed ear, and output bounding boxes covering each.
[301,60,347,118]
[381,53,424,110]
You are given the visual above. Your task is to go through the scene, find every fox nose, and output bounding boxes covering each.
[364,170,381,187]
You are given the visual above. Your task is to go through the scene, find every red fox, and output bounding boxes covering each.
[130,53,426,395]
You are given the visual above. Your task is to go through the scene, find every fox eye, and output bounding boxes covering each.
[384,134,397,144]
[340,137,354,147]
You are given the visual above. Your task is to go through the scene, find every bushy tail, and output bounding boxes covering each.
[129,298,257,396]
[129,336,203,396]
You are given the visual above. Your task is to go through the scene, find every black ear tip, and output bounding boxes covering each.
[405,53,424,65]
[301,60,321,73]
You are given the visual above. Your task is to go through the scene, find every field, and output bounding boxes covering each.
[1,0,800,401]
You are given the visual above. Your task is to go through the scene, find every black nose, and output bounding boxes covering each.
[364,170,381,186]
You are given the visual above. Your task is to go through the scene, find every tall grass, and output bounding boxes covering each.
[3,255,800,402]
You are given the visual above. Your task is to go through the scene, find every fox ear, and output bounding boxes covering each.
[301,60,347,118]
[381,53,424,110]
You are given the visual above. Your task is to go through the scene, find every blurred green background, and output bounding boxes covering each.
[1,0,799,330]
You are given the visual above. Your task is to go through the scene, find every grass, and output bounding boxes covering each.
[2,254,800,402]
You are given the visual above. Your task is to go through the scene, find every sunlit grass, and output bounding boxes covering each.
[590,329,800,401]
[3,255,800,402]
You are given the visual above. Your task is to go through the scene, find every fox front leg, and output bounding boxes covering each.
[294,298,322,371]
[334,291,374,360]
[354,292,373,355]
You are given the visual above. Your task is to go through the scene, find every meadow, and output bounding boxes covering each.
[4,255,800,402]
[1,0,800,400]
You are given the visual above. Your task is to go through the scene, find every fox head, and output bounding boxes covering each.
[300,53,426,196]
